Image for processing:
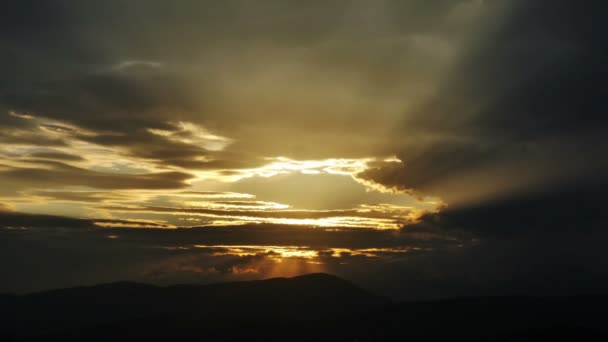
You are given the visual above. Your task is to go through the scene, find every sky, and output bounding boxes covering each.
[1,0,607,299]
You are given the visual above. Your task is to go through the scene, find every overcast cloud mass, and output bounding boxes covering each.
[1,0,607,299]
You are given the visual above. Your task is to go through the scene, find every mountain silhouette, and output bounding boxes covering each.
[1,273,608,341]
[0,273,388,340]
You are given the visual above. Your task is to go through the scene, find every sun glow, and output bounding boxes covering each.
[195,245,319,259]
[190,244,420,264]
[2,112,443,230]
[98,203,428,229]
[193,156,401,183]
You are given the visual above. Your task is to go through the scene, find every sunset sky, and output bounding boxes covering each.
[1,0,607,299]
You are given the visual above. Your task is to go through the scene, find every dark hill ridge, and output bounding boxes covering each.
[0,273,389,340]
[2,273,608,340]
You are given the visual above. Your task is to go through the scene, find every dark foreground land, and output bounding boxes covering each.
[1,273,607,341]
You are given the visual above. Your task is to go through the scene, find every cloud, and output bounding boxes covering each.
[92,218,174,228]
[0,116,68,147]
[0,0,500,162]
[0,160,194,193]
[110,60,164,72]
[0,0,508,213]
[5,180,607,301]
[0,209,464,294]
[411,181,608,238]
[359,1,608,206]
[1,0,607,300]
[343,180,608,299]
[97,203,424,229]
[27,151,86,161]
[147,121,232,152]
[25,190,133,204]
[0,211,94,230]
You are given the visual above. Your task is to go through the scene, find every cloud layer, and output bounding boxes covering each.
[1,1,607,299]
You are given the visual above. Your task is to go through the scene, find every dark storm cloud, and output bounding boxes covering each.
[349,181,608,300]
[347,1,608,299]
[352,183,608,299]
[362,1,608,205]
[345,229,608,301]
[410,182,608,238]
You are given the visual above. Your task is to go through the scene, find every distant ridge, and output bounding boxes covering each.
[2,273,608,340]
[0,273,389,340]
[17,272,367,296]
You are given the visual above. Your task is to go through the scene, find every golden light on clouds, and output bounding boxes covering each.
[1,111,442,230]
[147,121,233,152]
[196,245,320,260]
[176,244,423,276]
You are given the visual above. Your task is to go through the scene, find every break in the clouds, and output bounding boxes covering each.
[1,0,607,298]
